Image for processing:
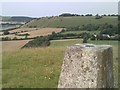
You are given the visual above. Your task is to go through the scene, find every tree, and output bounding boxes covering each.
[103,14,106,16]
[90,34,96,40]
[59,13,80,17]
[22,36,50,48]
[85,14,92,16]
[95,14,102,19]
[13,37,17,40]
[82,33,89,43]
[2,37,11,41]
[81,15,84,16]
[3,31,9,35]
[25,33,29,39]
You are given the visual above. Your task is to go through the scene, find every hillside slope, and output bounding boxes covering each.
[22,16,118,28]
[1,16,33,22]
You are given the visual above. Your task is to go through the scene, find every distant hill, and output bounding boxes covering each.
[22,16,118,28]
[1,16,33,22]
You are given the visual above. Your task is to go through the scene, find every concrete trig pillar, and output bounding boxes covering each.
[58,44,114,88]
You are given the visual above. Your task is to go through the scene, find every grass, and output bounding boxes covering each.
[22,16,118,28]
[61,31,100,35]
[50,39,82,47]
[3,47,65,88]
[2,39,118,88]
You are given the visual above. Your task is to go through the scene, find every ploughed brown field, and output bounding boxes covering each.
[2,40,31,51]
[1,28,63,39]
[28,28,62,38]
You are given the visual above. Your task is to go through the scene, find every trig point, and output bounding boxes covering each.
[58,44,114,88]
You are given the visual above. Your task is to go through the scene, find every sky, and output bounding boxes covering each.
[0,0,119,2]
[1,2,118,18]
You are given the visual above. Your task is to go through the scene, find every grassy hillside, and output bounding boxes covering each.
[22,16,118,28]
[1,16,33,22]
[3,39,118,88]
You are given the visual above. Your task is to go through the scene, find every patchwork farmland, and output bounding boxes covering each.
[2,15,119,88]
[1,28,63,39]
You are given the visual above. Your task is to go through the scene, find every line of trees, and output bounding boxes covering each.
[59,13,118,17]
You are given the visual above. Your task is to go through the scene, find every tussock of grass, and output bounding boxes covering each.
[3,47,65,88]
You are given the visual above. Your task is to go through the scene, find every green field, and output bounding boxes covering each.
[60,31,100,35]
[3,47,65,88]
[22,16,118,28]
[2,39,118,88]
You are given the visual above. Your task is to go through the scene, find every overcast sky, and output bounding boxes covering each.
[1,2,118,17]
[0,0,119,2]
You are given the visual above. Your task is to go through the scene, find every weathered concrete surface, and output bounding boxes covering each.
[58,44,114,88]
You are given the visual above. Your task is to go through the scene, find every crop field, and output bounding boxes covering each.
[2,39,118,88]
[2,40,31,51]
[22,16,118,28]
[27,28,62,38]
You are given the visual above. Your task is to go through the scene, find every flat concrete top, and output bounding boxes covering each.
[74,43,112,49]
